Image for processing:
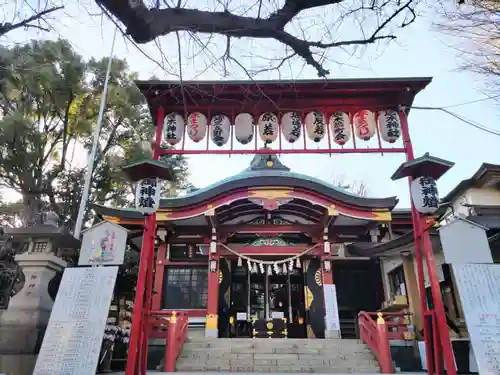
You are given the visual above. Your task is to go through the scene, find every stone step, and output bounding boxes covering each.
[176,338,380,373]
[176,358,378,367]
[179,351,376,360]
[176,365,380,373]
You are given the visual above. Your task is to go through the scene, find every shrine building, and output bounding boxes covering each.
[93,152,423,340]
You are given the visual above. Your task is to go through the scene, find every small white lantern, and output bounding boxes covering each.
[329,112,351,146]
[135,178,161,215]
[353,110,376,141]
[186,112,208,142]
[234,113,254,145]
[305,111,326,142]
[163,112,185,145]
[281,112,302,143]
[258,112,278,143]
[211,114,231,147]
[377,110,401,143]
[410,176,440,214]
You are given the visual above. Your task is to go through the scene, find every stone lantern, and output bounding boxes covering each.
[0,212,80,375]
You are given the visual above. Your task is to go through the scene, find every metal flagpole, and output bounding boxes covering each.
[73,27,118,239]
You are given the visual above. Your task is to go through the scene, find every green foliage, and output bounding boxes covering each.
[0,39,190,228]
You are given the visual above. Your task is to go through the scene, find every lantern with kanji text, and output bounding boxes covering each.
[410,176,440,214]
[377,110,401,143]
[163,112,185,145]
[281,112,301,143]
[258,112,279,143]
[353,110,376,141]
[234,113,254,145]
[329,112,351,146]
[187,112,207,142]
[305,111,326,142]
[134,178,162,216]
[211,114,231,146]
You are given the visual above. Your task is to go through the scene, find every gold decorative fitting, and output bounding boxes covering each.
[206,314,218,329]
[327,205,339,216]
[170,311,177,324]
[373,211,391,221]
[314,269,323,286]
[229,316,234,325]
[266,322,274,330]
[376,312,385,324]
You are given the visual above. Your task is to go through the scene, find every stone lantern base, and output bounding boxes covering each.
[0,252,66,375]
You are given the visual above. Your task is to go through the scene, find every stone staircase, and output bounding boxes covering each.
[176,337,381,373]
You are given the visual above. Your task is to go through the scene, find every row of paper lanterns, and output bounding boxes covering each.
[162,110,402,147]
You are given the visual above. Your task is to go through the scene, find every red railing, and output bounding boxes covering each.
[149,310,189,372]
[358,312,396,373]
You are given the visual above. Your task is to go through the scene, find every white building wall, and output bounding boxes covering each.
[380,255,403,299]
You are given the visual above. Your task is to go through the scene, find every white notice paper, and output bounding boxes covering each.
[452,263,500,375]
[236,312,247,321]
[33,266,118,375]
[323,284,340,332]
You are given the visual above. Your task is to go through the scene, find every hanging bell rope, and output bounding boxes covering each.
[217,242,320,265]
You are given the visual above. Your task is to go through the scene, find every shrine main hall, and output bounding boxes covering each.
[93,152,416,340]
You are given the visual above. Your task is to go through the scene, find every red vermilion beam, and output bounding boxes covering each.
[158,148,406,155]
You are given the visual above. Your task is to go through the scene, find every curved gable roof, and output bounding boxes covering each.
[159,153,398,210]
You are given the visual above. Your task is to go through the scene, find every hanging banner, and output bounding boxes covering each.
[33,267,118,375]
[323,284,341,332]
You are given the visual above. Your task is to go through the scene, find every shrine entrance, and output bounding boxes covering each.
[222,258,307,339]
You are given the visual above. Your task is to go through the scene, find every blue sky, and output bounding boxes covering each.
[2,2,499,207]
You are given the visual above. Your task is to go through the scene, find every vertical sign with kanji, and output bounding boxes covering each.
[134,178,161,216]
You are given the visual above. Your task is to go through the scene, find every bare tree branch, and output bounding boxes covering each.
[436,0,500,97]
[96,0,418,77]
[0,5,63,37]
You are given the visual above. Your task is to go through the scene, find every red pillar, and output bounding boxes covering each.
[400,112,456,375]
[152,243,167,311]
[206,253,219,338]
[125,106,165,375]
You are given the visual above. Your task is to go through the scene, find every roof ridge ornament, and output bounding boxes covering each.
[246,147,290,172]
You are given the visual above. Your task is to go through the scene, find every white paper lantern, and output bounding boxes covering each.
[353,110,376,141]
[186,112,208,142]
[377,110,401,143]
[305,111,326,142]
[281,112,302,143]
[410,176,440,214]
[258,112,278,143]
[163,112,185,145]
[234,113,254,145]
[211,114,231,147]
[135,178,161,215]
[329,112,351,146]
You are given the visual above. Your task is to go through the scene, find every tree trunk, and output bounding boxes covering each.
[22,193,43,227]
